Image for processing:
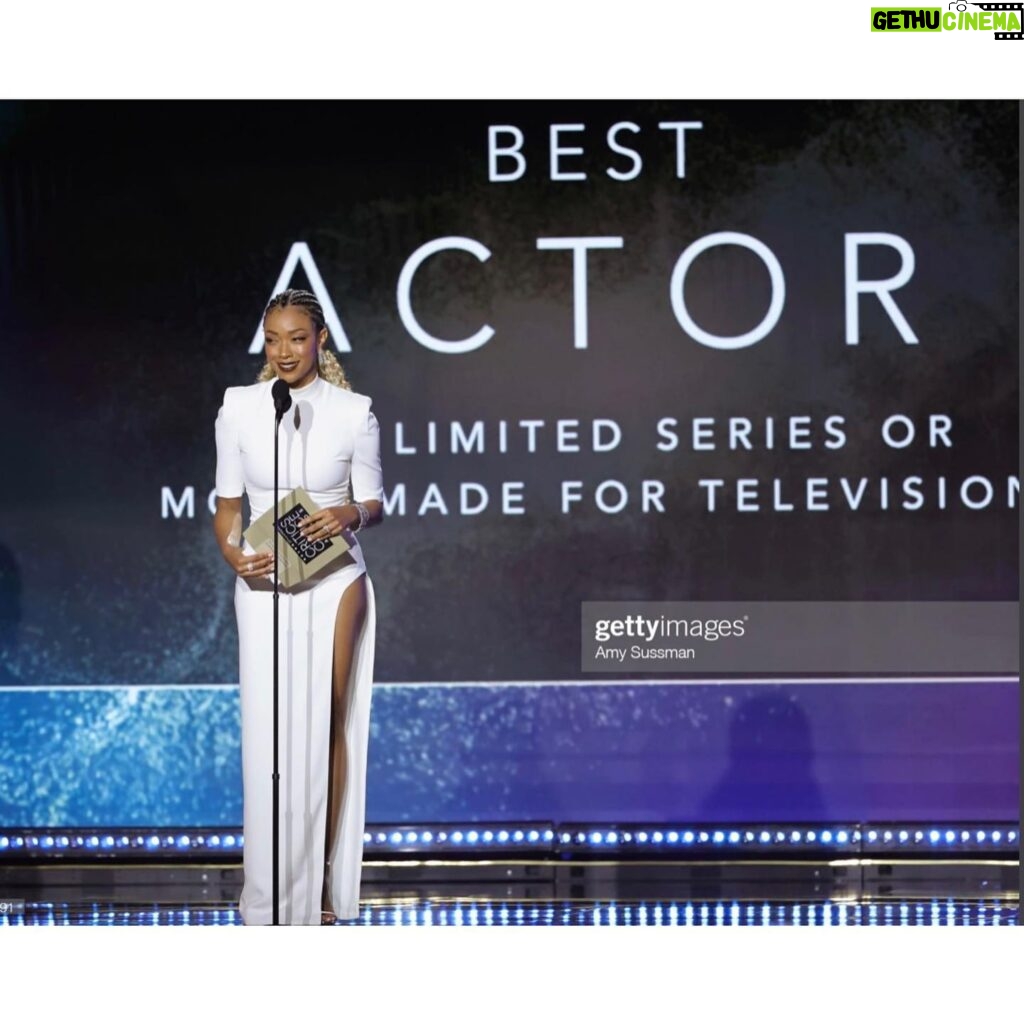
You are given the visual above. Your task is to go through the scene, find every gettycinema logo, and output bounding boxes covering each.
[871,2,1023,38]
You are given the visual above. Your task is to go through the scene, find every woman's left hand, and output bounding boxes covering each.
[297,506,356,541]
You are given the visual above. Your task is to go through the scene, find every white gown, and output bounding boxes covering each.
[214,373,384,925]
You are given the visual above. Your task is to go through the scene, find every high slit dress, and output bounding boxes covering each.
[214,373,384,925]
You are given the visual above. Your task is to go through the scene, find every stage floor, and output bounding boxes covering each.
[3,897,1017,926]
[2,858,1018,925]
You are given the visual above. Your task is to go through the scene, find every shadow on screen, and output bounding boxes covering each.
[698,688,827,821]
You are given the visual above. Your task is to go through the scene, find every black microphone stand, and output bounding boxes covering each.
[271,382,290,926]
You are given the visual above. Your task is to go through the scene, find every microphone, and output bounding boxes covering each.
[272,378,292,421]
[268,376,291,925]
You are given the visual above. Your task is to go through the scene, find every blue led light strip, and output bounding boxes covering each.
[0,823,1017,859]
[364,825,554,850]
[0,831,241,854]
[557,824,1020,853]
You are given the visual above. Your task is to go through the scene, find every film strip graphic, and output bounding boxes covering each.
[971,2,1023,38]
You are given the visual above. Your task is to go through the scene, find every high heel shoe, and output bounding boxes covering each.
[321,860,336,925]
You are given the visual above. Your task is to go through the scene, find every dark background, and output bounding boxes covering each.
[0,100,1017,687]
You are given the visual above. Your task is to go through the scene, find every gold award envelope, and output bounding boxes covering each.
[243,486,351,589]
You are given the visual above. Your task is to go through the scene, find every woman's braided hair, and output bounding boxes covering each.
[256,288,351,390]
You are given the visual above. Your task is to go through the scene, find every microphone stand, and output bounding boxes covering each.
[271,389,288,926]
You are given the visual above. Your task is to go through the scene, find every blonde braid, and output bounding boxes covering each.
[317,347,352,390]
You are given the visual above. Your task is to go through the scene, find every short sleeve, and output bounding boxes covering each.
[351,398,384,503]
[214,388,245,499]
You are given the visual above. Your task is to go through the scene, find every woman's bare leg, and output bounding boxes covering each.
[322,574,368,919]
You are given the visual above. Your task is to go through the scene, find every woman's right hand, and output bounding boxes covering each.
[225,546,276,579]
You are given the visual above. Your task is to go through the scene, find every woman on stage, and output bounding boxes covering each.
[212,288,384,925]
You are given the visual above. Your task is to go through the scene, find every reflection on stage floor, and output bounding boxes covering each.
[2,858,1018,926]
